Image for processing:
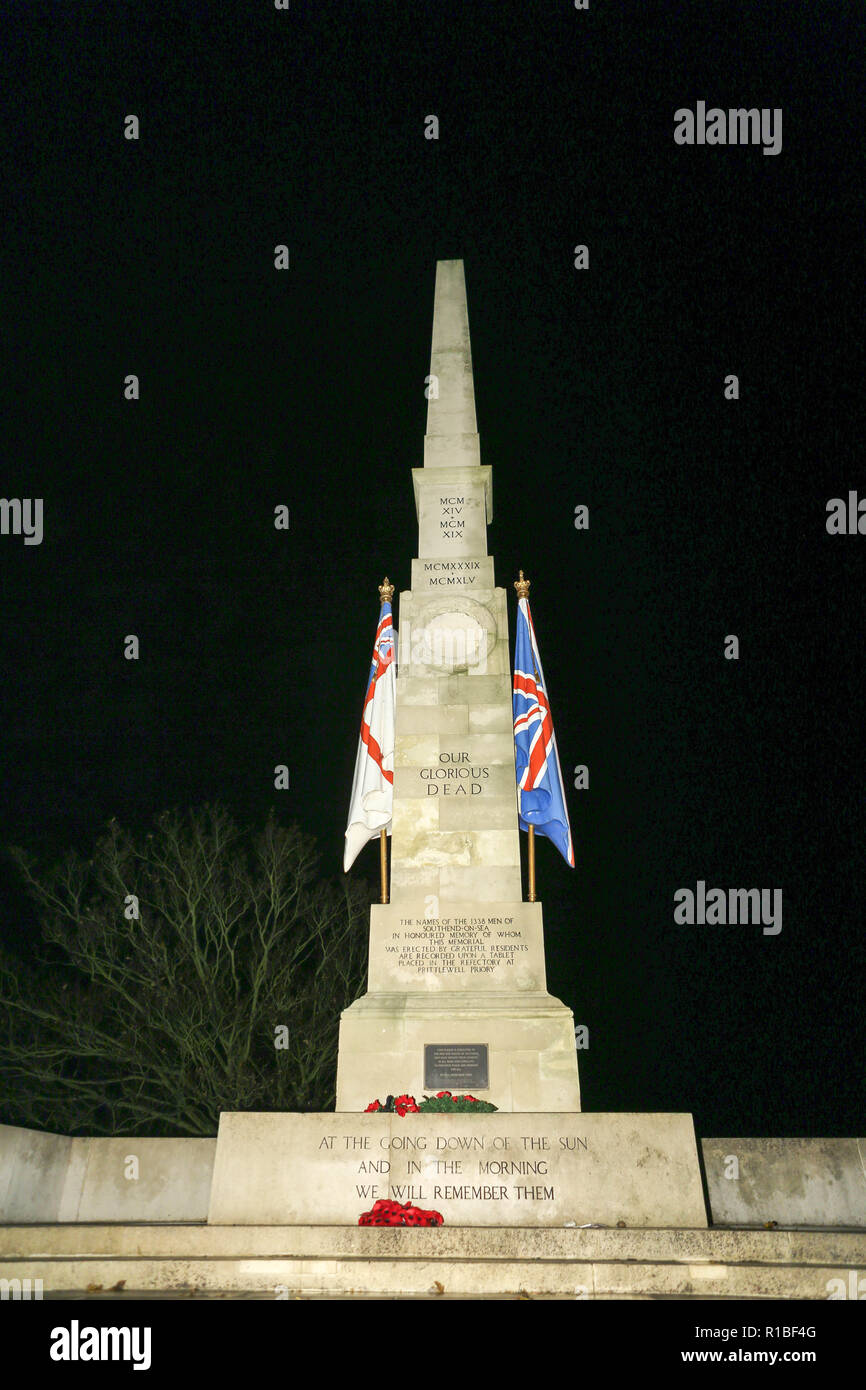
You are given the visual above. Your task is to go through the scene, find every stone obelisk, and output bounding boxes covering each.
[336,261,581,1112]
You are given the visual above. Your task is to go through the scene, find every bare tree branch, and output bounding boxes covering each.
[0,805,370,1136]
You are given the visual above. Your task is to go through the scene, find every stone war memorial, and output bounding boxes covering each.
[1,262,865,1299]
[207,258,707,1233]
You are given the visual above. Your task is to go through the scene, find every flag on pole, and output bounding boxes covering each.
[344,589,396,872]
[512,591,574,868]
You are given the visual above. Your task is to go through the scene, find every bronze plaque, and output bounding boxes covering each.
[424,1043,489,1091]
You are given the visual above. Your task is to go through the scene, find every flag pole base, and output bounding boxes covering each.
[527,824,536,902]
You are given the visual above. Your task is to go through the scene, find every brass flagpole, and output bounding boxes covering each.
[378,574,395,905]
[527,824,536,902]
[380,828,388,904]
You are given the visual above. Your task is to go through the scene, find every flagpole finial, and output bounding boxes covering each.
[379,576,395,604]
[514,569,531,599]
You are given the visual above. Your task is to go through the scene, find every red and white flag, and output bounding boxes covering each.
[344,598,396,872]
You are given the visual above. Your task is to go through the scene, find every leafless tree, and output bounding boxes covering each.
[0,805,370,1136]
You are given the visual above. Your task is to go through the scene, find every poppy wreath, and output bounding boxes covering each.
[365,1091,498,1115]
[365,1094,420,1117]
[358,1198,443,1227]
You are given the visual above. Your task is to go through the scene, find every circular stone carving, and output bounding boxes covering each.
[408,597,498,674]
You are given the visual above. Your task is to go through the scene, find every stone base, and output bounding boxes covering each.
[336,990,581,1112]
[701,1138,866,1228]
[4,1224,864,1299]
[206,1111,706,1228]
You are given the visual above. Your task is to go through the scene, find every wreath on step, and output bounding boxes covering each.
[358,1198,443,1227]
[364,1091,497,1115]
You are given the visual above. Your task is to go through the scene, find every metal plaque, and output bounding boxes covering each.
[424,1043,489,1091]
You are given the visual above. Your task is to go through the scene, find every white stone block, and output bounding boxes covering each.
[207,1112,707,1228]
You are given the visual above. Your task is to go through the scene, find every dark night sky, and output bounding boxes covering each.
[1,2,863,1139]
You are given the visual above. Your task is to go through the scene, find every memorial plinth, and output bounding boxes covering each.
[336,260,580,1112]
[208,1112,708,1228]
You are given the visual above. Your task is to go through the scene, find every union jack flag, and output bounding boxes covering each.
[344,597,396,872]
[512,595,574,868]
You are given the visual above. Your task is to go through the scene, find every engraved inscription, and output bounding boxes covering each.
[439,495,465,540]
[389,915,529,974]
[422,750,490,796]
[314,1122,591,1211]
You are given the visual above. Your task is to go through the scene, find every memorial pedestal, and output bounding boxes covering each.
[207,1111,708,1229]
[337,991,581,1113]
[337,898,581,1112]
